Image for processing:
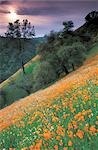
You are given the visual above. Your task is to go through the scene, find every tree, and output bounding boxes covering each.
[63,21,74,33]
[57,42,86,72]
[33,61,57,91]
[5,19,35,74]
[46,30,57,43]
[85,11,98,25]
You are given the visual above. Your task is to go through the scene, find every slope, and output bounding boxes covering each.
[0,54,98,149]
[0,37,44,83]
[0,55,40,108]
[0,44,98,109]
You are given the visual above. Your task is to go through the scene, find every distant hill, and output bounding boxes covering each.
[0,37,44,83]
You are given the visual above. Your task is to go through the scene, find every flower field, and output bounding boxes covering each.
[0,55,98,150]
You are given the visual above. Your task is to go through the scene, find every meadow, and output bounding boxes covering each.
[0,54,98,149]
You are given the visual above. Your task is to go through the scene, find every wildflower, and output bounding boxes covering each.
[84,125,89,132]
[29,145,35,150]
[68,130,73,138]
[68,123,73,130]
[56,136,61,141]
[89,126,96,133]
[76,130,84,139]
[63,147,68,150]
[59,140,63,146]
[54,145,58,150]
[68,140,73,146]
[52,116,59,122]
[43,131,52,140]
[56,125,65,136]
[33,139,42,150]
[21,148,27,150]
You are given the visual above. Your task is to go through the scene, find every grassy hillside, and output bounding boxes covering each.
[0,54,98,149]
[0,44,98,109]
[0,37,44,83]
[0,55,39,108]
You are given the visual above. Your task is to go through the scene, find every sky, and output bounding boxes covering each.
[0,0,97,37]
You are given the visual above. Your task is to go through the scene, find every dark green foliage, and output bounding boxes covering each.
[0,37,44,83]
[37,27,86,76]
[85,11,98,25]
[63,21,74,32]
[0,90,7,109]
[57,42,86,70]
[33,61,57,91]
[5,19,35,74]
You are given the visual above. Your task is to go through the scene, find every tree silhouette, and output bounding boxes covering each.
[5,19,35,74]
[63,21,74,32]
[85,11,98,25]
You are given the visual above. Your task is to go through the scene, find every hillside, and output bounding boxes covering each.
[75,22,98,41]
[0,44,98,109]
[0,37,44,83]
[0,54,98,149]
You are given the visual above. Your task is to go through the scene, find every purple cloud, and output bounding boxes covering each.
[0,0,11,5]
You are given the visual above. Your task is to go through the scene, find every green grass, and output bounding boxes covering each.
[87,44,98,58]
[0,58,39,108]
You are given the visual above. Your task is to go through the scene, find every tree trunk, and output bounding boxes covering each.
[25,89,31,95]
[22,60,26,74]
[18,38,25,74]
[63,65,69,74]
[72,63,75,71]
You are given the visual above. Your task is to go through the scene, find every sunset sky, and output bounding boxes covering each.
[0,0,97,37]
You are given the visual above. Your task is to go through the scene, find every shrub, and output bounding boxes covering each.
[57,42,86,71]
[33,61,57,91]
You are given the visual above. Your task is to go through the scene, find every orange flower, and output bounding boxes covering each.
[33,139,42,150]
[76,130,84,139]
[59,141,63,146]
[68,131,73,138]
[63,147,68,150]
[68,140,73,146]
[29,145,35,150]
[89,126,96,133]
[56,125,65,136]
[52,116,59,122]
[54,145,58,150]
[43,131,52,140]
[56,136,61,141]
[68,123,73,130]
[84,126,89,132]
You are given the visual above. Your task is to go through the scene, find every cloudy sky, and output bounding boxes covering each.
[0,0,97,37]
